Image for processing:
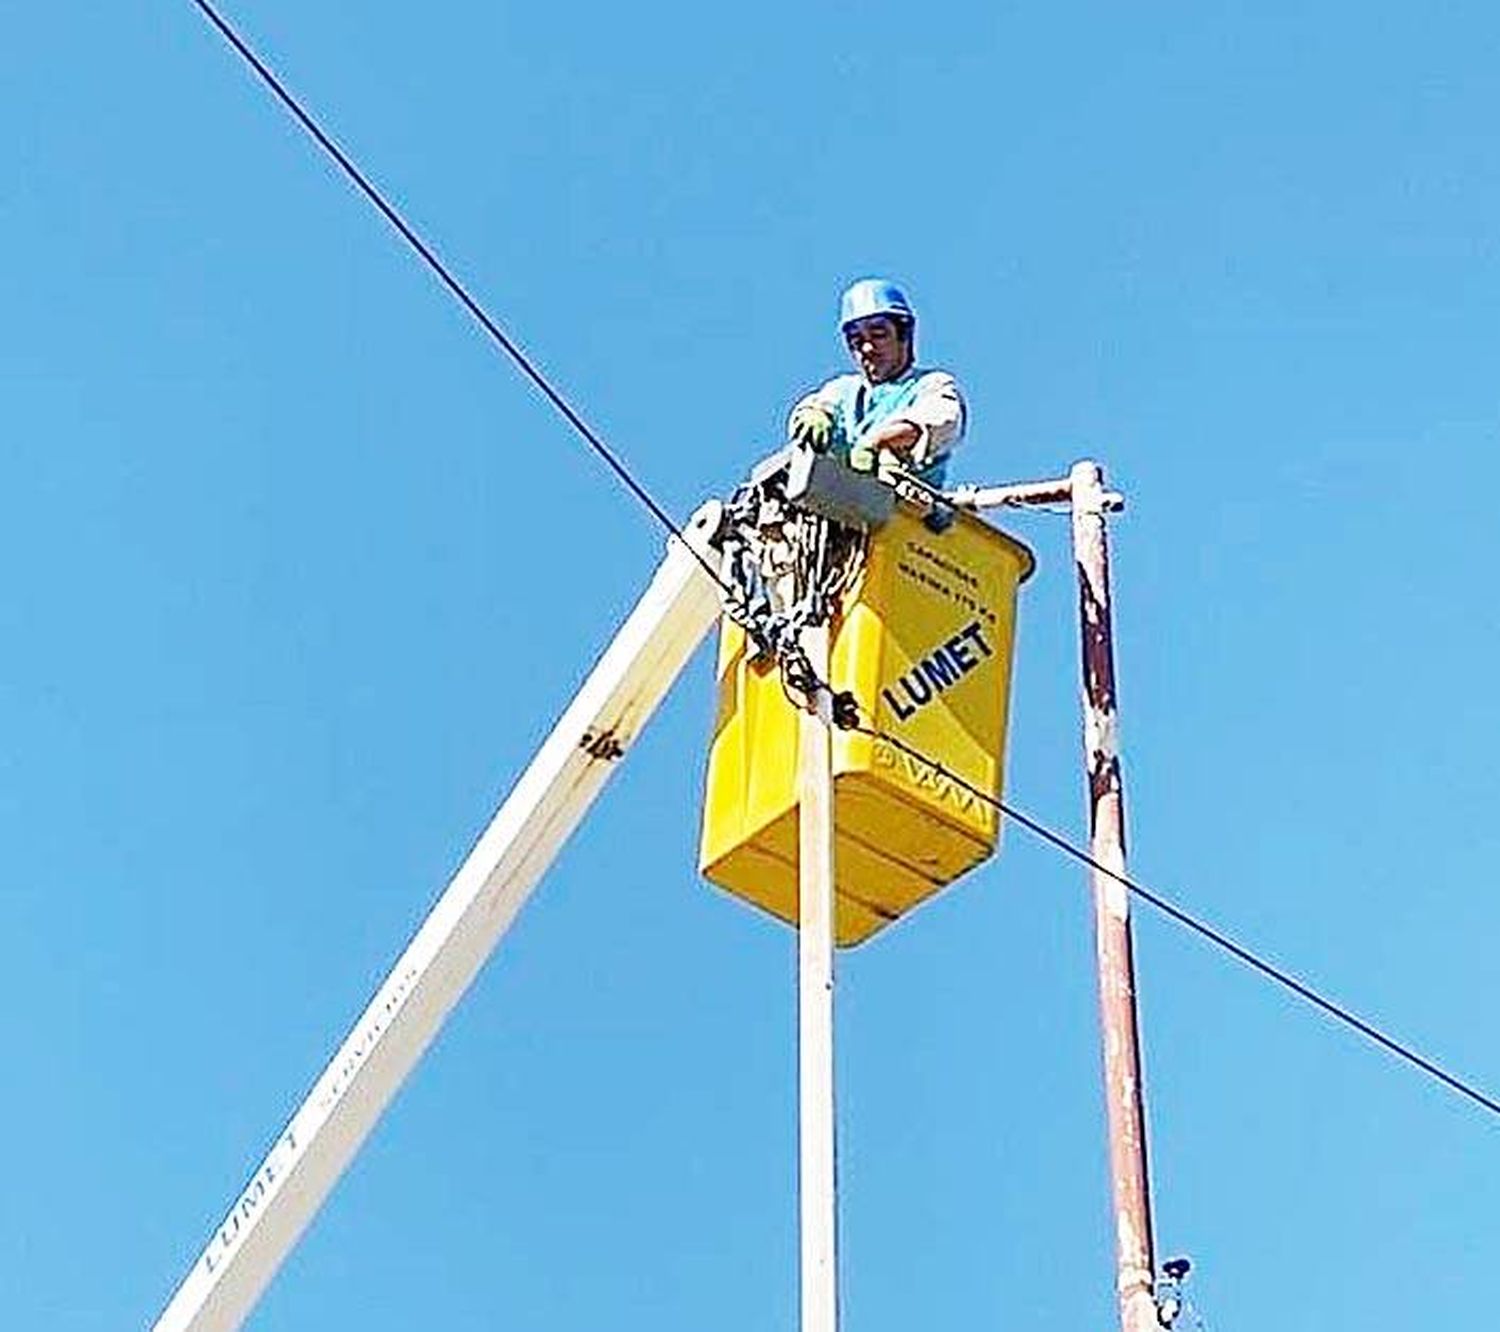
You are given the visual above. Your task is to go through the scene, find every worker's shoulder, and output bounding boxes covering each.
[911,365,961,389]
[816,372,864,394]
[794,372,862,407]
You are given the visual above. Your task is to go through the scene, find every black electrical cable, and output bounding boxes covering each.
[844,721,1500,1121]
[188,0,733,593]
[187,0,1500,1128]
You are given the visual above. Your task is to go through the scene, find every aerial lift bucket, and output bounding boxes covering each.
[699,501,1034,945]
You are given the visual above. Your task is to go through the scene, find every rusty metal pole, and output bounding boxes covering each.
[798,621,840,1332]
[1070,459,1158,1332]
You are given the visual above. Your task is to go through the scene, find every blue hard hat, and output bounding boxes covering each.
[839,277,915,332]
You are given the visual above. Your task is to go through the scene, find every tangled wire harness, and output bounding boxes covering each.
[719,459,866,723]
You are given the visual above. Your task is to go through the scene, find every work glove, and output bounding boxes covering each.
[849,441,906,482]
[847,438,877,473]
[789,404,836,453]
[876,448,907,485]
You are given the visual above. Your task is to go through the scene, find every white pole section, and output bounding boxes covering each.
[154,502,726,1332]
[797,622,840,1332]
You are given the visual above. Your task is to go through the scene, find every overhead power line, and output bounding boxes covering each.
[189,0,1500,1128]
[850,722,1500,1123]
[187,0,730,592]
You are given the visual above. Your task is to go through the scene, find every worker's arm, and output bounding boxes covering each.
[789,377,850,420]
[787,376,856,450]
[878,371,965,467]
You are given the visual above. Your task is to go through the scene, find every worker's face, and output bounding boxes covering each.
[844,316,912,384]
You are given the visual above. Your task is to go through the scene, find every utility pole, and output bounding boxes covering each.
[1071,460,1157,1332]
[798,621,840,1332]
[954,461,1157,1332]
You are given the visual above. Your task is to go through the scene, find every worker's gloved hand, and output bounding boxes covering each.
[847,439,877,473]
[789,404,836,453]
[876,448,907,485]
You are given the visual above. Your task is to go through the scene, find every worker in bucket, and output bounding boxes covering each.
[787,278,966,489]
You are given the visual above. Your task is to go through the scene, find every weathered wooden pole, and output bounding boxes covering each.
[1070,459,1158,1332]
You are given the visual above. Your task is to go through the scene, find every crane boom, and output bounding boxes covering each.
[154,501,726,1332]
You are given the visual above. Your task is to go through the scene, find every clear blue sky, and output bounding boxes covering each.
[5,2,1499,1327]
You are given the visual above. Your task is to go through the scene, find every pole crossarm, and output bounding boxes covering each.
[948,475,1125,514]
[153,503,727,1332]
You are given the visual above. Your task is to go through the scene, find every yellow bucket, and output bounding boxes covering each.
[699,504,1034,945]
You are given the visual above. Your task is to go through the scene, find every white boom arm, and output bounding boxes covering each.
[154,501,726,1332]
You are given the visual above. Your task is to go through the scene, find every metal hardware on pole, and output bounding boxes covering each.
[947,476,1125,515]
[798,621,840,1332]
[1070,459,1158,1332]
[947,477,1076,510]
